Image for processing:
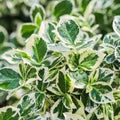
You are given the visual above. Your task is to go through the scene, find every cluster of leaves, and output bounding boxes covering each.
[1,0,120,120]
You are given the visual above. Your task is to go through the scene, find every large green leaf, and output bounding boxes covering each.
[57,16,79,46]
[113,16,120,37]
[53,0,73,19]
[89,83,115,104]
[57,71,74,93]
[0,68,21,90]
[0,107,20,120]
[20,23,37,39]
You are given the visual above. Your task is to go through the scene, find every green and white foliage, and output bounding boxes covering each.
[1,1,120,120]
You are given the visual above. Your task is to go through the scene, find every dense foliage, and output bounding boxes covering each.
[1,0,120,120]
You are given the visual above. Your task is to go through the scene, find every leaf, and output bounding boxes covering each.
[104,53,116,64]
[0,107,20,120]
[51,99,68,119]
[30,4,45,23]
[89,83,115,104]
[81,91,99,113]
[63,108,86,120]
[17,93,36,116]
[90,68,114,84]
[20,23,37,39]
[39,21,56,43]
[36,80,48,92]
[57,71,74,93]
[103,32,119,47]
[62,94,73,109]
[57,16,79,46]
[18,92,45,117]
[19,63,36,81]
[68,70,88,89]
[113,16,120,37]
[67,53,80,71]
[35,92,45,110]
[0,25,8,44]
[115,46,120,61]
[0,68,21,90]
[53,0,73,19]
[32,37,47,65]
[79,50,105,71]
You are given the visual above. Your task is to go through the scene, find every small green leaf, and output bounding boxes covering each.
[67,53,80,71]
[51,99,68,119]
[113,16,120,37]
[89,83,115,104]
[62,94,73,109]
[35,92,45,109]
[57,71,74,93]
[90,68,114,84]
[30,4,45,22]
[39,22,56,43]
[68,70,88,89]
[53,0,73,19]
[33,37,47,64]
[105,53,116,64]
[57,16,79,46]
[115,46,120,60]
[0,68,21,90]
[0,107,20,120]
[36,80,48,92]
[79,50,105,71]
[20,23,37,39]
[0,25,8,44]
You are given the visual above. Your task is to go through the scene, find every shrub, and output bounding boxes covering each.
[0,0,120,120]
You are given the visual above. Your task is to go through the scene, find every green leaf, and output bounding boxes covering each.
[35,92,45,109]
[18,92,45,117]
[17,94,36,116]
[79,50,105,71]
[20,23,37,39]
[39,22,56,43]
[0,68,21,90]
[0,25,8,44]
[0,107,20,120]
[115,46,120,61]
[19,63,37,81]
[67,53,80,71]
[51,99,68,119]
[57,16,79,46]
[62,94,73,109]
[53,0,73,19]
[113,16,120,37]
[57,71,74,93]
[103,33,119,47]
[104,53,116,64]
[68,70,88,89]
[90,68,114,84]
[36,80,48,92]
[30,4,45,22]
[32,37,47,64]
[89,83,115,104]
